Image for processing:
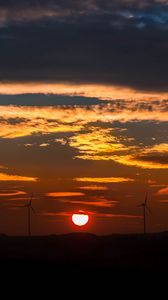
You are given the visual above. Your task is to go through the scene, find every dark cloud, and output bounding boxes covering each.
[0,1,168,21]
[0,117,28,125]
[0,0,168,91]
[0,0,168,29]
[136,154,168,164]
[0,94,107,106]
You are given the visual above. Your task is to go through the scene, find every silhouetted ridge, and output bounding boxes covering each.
[0,232,167,270]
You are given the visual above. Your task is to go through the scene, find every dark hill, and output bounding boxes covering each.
[0,232,168,271]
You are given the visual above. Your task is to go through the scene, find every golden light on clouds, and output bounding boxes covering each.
[74,177,134,183]
[119,143,168,169]
[0,103,166,172]
[79,185,108,191]
[110,153,168,169]
[47,192,85,197]
[0,82,168,100]
[146,143,168,153]
[0,190,26,196]
[0,172,37,181]
[0,104,166,170]
[0,103,167,140]
[71,134,168,169]
[156,187,168,195]
[69,127,127,160]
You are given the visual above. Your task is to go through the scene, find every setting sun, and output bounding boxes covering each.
[72,211,89,227]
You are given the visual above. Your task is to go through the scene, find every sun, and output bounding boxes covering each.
[72,211,89,226]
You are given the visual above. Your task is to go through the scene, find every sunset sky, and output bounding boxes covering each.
[0,0,167,235]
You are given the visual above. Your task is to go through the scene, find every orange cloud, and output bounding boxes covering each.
[69,127,128,160]
[39,143,50,147]
[0,102,167,139]
[109,153,168,169]
[74,177,134,183]
[0,82,168,101]
[0,104,167,170]
[69,124,168,168]
[148,180,157,185]
[119,143,168,169]
[0,165,7,169]
[47,192,85,197]
[156,187,168,195]
[79,185,108,191]
[0,190,26,197]
[0,172,37,182]
[5,197,32,201]
[149,144,168,153]
[83,143,168,169]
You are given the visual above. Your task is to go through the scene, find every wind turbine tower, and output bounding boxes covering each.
[138,192,151,234]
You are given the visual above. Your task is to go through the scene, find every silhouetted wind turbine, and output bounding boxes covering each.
[25,194,36,237]
[12,193,36,236]
[138,192,151,234]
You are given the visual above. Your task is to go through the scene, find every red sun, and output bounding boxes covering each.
[72,211,89,226]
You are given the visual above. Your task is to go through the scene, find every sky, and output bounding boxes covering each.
[0,0,167,235]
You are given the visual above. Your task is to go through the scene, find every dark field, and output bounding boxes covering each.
[0,232,168,271]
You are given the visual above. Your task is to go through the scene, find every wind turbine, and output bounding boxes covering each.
[12,193,36,236]
[138,192,151,234]
[25,193,36,237]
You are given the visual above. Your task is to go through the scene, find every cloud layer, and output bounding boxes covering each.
[0,102,167,169]
[1,1,168,91]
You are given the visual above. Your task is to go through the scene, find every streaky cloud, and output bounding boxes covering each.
[47,192,85,197]
[156,187,168,195]
[40,211,143,219]
[0,190,26,196]
[79,185,108,191]
[0,172,37,181]
[0,101,167,139]
[60,197,117,208]
[74,177,134,183]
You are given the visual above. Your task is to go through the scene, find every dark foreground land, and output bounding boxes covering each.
[0,232,168,271]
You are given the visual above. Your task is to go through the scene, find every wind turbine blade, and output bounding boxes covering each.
[29,192,33,205]
[137,203,144,207]
[145,192,148,205]
[146,205,152,214]
[30,206,36,214]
